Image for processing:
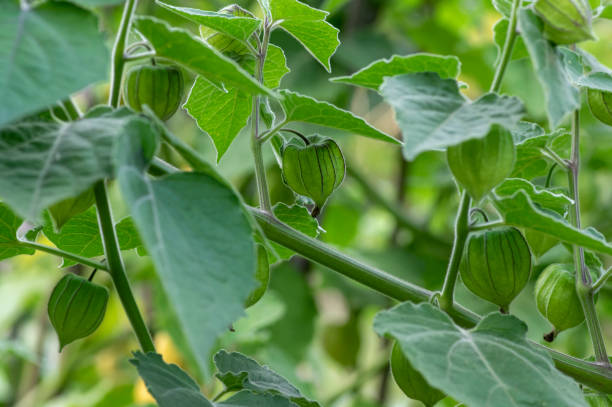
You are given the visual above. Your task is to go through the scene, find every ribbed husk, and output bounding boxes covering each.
[534,0,595,45]
[588,88,612,127]
[48,274,109,350]
[447,124,515,202]
[535,264,585,332]
[281,135,346,208]
[390,342,445,407]
[460,226,532,310]
[124,65,184,121]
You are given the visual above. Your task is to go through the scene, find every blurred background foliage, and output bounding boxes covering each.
[3,0,612,406]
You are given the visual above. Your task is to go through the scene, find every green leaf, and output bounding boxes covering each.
[494,190,612,256]
[48,188,96,232]
[518,9,579,129]
[493,19,528,63]
[130,352,213,407]
[278,90,397,143]
[117,132,257,374]
[576,71,612,92]
[184,78,252,162]
[269,0,339,71]
[263,45,291,89]
[133,17,273,97]
[330,54,461,89]
[380,73,525,160]
[374,302,588,407]
[42,208,141,268]
[0,203,34,261]
[218,390,297,407]
[269,204,319,262]
[183,47,288,162]
[0,110,149,222]
[156,1,261,41]
[214,350,320,407]
[0,2,109,126]
[492,0,513,17]
[495,178,572,213]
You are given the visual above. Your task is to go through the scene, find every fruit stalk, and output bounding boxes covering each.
[490,0,521,93]
[568,110,609,365]
[251,20,273,212]
[439,191,471,313]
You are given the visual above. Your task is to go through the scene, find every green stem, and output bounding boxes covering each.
[490,0,521,93]
[18,241,108,271]
[593,267,612,293]
[258,119,288,144]
[439,191,471,312]
[250,22,272,212]
[251,207,478,327]
[250,206,612,393]
[95,0,155,353]
[347,166,451,251]
[108,0,138,107]
[568,110,609,365]
[94,182,155,352]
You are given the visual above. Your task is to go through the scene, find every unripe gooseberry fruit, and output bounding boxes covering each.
[533,0,595,45]
[322,313,361,369]
[123,64,184,121]
[460,226,532,312]
[390,342,445,407]
[281,135,346,214]
[447,125,515,202]
[48,274,109,351]
[587,88,612,127]
[244,244,270,308]
[535,264,585,341]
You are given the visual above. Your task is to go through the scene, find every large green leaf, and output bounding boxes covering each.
[518,9,579,129]
[0,203,34,261]
[117,132,256,374]
[374,302,587,407]
[330,54,461,89]
[184,45,288,162]
[133,17,273,97]
[0,110,149,221]
[495,178,572,213]
[130,352,213,407]
[184,79,252,162]
[380,73,524,160]
[214,350,320,407]
[0,2,108,126]
[156,1,261,41]
[269,0,339,71]
[42,208,141,268]
[494,190,612,256]
[278,90,398,143]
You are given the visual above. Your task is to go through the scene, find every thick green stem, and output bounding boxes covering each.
[568,110,609,365]
[439,191,471,312]
[18,241,108,271]
[490,0,521,93]
[250,206,612,393]
[94,182,155,352]
[251,22,272,212]
[95,0,155,353]
[108,0,138,106]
